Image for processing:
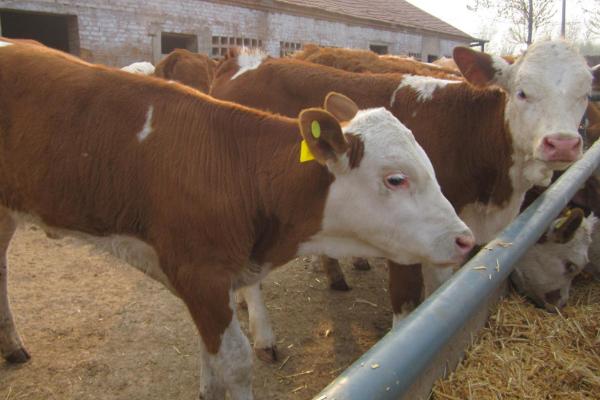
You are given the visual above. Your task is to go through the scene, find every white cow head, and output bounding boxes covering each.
[297,92,474,266]
[510,208,596,311]
[454,41,592,185]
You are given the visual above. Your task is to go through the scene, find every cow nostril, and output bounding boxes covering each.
[455,235,475,253]
[543,137,556,150]
[544,289,562,306]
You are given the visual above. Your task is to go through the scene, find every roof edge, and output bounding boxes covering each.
[208,0,475,42]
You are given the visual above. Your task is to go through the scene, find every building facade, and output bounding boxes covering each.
[0,0,475,67]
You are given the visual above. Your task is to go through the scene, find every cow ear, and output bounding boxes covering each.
[453,46,510,88]
[298,108,349,165]
[547,208,585,244]
[324,92,359,123]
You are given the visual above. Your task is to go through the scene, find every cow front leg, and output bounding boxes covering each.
[319,255,351,291]
[176,269,253,400]
[388,262,423,326]
[0,208,29,363]
[238,282,277,363]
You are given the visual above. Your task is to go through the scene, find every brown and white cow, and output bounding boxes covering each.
[0,39,473,399]
[154,48,216,93]
[211,41,595,347]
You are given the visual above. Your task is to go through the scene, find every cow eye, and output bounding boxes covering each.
[517,90,527,100]
[384,173,409,190]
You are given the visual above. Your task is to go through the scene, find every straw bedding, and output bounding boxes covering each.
[432,275,600,400]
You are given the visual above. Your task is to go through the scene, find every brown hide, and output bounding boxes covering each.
[212,55,513,212]
[585,101,600,144]
[0,42,340,352]
[211,53,514,319]
[292,44,461,79]
[154,49,216,93]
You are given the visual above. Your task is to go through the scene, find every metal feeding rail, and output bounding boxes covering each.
[312,140,600,400]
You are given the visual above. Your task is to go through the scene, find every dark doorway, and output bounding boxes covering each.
[427,54,439,63]
[369,44,388,55]
[161,32,198,54]
[0,10,79,54]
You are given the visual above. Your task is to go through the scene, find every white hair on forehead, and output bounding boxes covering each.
[231,47,269,80]
[343,107,436,177]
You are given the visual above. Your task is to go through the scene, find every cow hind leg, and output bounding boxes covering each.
[0,208,30,363]
[176,269,253,400]
[238,282,277,363]
[320,256,351,291]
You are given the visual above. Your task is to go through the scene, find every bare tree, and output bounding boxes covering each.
[581,0,600,37]
[468,0,557,45]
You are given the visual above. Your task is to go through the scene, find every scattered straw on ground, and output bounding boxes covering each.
[432,275,600,400]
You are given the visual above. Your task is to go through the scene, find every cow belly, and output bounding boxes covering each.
[9,212,174,292]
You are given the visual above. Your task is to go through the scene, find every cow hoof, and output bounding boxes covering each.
[329,279,351,291]
[352,259,371,271]
[5,348,31,364]
[255,346,278,363]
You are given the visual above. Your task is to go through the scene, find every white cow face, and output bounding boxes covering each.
[297,93,474,266]
[454,41,592,185]
[510,209,596,311]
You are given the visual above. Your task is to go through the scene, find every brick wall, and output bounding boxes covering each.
[0,0,470,66]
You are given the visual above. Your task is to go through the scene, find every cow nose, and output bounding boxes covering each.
[455,234,475,256]
[544,289,564,309]
[541,134,582,162]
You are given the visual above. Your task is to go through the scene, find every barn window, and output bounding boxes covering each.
[408,52,422,60]
[161,32,197,54]
[369,44,388,55]
[211,36,263,57]
[280,41,302,57]
[0,10,80,55]
[427,54,439,63]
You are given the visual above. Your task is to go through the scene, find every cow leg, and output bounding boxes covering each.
[422,264,454,297]
[238,282,277,363]
[320,255,350,291]
[388,262,423,326]
[176,270,253,400]
[0,209,29,363]
[350,257,371,271]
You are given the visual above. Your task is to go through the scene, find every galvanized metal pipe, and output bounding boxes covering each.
[313,140,600,400]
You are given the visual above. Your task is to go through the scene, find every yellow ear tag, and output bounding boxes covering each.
[554,209,572,230]
[554,217,567,230]
[300,140,315,162]
[311,120,321,138]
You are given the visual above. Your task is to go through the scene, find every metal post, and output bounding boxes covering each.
[561,0,567,38]
[312,140,600,400]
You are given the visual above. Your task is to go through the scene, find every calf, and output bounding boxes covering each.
[154,48,216,93]
[0,39,473,399]
[211,41,595,352]
[511,207,596,311]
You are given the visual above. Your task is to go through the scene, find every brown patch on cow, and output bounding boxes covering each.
[453,47,499,87]
[292,44,461,79]
[154,49,216,93]
[388,262,423,314]
[592,65,600,91]
[345,134,364,169]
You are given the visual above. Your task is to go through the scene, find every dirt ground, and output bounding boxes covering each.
[0,224,393,400]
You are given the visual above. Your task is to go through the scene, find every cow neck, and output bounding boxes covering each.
[390,82,518,212]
